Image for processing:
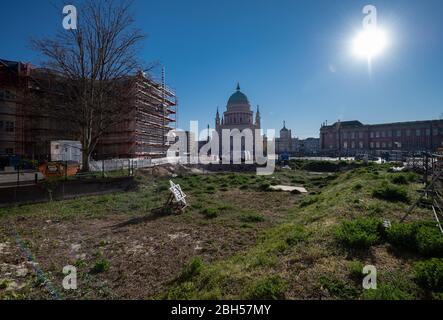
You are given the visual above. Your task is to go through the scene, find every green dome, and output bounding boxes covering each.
[227,83,249,105]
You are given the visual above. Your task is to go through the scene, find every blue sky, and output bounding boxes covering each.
[1,0,442,138]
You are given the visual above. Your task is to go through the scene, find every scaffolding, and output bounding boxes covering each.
[96,69,178,159]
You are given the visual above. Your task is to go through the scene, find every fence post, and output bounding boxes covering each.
[102,160,105,178]
[17,166,20,187]
[65,161,68,181]
[35,172,38,184]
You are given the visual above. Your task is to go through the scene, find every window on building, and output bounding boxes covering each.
[5,148,13,154]
[5,121,14,132]
[351,141,355,149]
[359,141,363,149]
[382,142,386,148]
[433,128,439,136]
[359,132,364,139]
[406,130,411,136]
[416,129,421,136]
[343,142,348,149]
[396,142,402,148]
[381,131,385,138]
[376,142,380,148]
[396,130,401,137]
[388,142,392,148]
[376,131,380,138]
[370,142,374,149]
[387,131,392,137]
[426,128,431,136]
[370,132,374,138]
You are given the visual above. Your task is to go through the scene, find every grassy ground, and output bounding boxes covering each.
[0,161,441,300]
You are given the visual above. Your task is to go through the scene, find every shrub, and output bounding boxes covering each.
[240,213,265,223]
[318,276,359,299]
[90,259,110,274]
[258,183,271,191]
[302,161,340,172]
[348,261,364,280]
[299,196,319,208]
[245,276,286,300]
[178,257,204,282]
[362,284,414,300]
[372,183,409,202]
[387,222,443,257]
[335,218,382,249]
[416,225,443,257]
[390,174,408,185]
[386,222,418,249]
[201,208,218,219]
[413,258,443,291]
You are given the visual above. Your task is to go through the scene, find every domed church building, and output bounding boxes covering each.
[214,83,262,160]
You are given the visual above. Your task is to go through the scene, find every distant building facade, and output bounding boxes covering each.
[275,121,297,154]
[320,119,443,156]
[275,121,319,156]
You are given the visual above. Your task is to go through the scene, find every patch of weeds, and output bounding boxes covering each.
[390,174,409,185]
[386,222,419,249]
[205,185,216,194]
[362,284,414,300]
[178,257,204,282]
[348,260,364,281]
[285,225,307,246]
[416,225,443,257]
[258,183,271,191]
[191,203,203,210]
[372,182,409,203]
[90,259,110,274]
[0,279,9,289]
[245,275,286,300]
[156,184,169,192]
[367,203,383,215]
[201,208,219,219]
[335,218,382,249]
[74,259,87,268]
[166,282,197,299]
[386,221,443,256]
[318,276,359,299]
[240,213,265,223]
[413,258,443,291]
[353,183,363,191]
[299,195,319,208]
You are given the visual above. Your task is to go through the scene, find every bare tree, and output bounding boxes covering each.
[30,0,147,170]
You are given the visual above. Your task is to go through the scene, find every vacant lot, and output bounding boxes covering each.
[1,161,442,300]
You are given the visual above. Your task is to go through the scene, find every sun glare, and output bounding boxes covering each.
[352,27,388,60]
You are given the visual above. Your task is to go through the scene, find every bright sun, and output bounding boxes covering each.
[352,27,389,60]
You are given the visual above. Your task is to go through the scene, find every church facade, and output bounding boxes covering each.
[214,84,261,160]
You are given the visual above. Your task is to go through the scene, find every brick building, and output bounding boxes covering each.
[0,58,177,162]
[320,119,443,156]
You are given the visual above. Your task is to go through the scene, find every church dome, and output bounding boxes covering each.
[227,83,250,107]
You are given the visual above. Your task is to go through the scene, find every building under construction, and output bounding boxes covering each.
[0,58,178,163]
[95,71,177,159]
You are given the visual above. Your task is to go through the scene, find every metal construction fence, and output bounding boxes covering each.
[88,156,181,172]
